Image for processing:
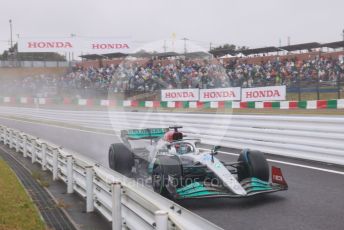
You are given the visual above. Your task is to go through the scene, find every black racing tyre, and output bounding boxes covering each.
[152,155,183,198]
[108,143,134,176]
[237,149,269,182]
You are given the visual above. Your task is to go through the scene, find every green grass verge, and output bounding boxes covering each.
[0,158,45,230]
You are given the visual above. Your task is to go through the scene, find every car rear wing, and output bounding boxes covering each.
[120,128,169,142]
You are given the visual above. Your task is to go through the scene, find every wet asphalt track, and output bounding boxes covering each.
[0,113,343,230]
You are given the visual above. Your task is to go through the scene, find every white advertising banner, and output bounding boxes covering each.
[161,89,199,101]
[241,85,286,102]
[200,87,241,102]
[18,38,76,52]
[18,37,133,53]
[83,38,133,54]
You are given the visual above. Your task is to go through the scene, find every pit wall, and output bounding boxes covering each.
[0,96,343,109]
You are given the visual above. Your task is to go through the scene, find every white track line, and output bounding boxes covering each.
[199,148,344,175]
[0,116,117,136]
[266,159,344,175]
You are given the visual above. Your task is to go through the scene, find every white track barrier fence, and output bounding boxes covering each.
[0,107,343,165]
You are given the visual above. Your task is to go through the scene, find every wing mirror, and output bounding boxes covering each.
[211,145,221,162]
[212,145,221,154]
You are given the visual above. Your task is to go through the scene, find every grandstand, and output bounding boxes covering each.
[0,40,343,101]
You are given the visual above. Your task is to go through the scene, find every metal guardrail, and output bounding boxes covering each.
[0,107,344,165]
[0,125,222,230]
[105,112,344,165]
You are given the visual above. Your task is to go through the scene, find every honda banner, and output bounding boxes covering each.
[200,87,241,102]
[18,37,133,53]
[18,38,76,52]
[241,86,286,102]
[161,89,199,101]
[83,38,133,54]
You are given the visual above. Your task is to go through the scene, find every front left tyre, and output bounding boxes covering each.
[237,149,269,182]
[152,155,183,198]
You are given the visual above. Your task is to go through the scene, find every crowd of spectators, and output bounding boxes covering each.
[1,55,344,97]
[225,55,344,88]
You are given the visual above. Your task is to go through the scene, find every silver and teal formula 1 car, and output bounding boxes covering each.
[108,126,288,199]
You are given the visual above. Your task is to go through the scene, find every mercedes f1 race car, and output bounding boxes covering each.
[108,126,288,199]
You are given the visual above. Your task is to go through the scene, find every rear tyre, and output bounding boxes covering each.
[237,149,269,182]
[108,143,134,176]
[152,155,183,198]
